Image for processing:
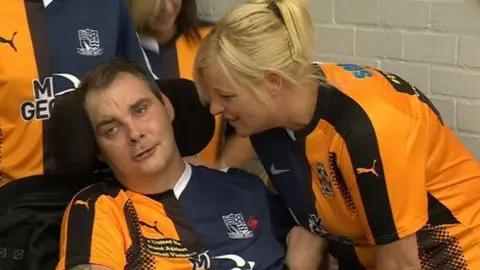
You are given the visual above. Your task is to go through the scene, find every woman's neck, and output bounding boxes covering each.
[282,79,319,131]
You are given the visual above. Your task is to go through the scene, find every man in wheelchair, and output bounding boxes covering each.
[0,61,212,270]
[0,59,325,270]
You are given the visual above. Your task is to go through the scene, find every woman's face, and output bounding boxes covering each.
[149,0,182,33]
[201,62,280,137]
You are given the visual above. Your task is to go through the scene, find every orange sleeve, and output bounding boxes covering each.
[56,188,126,270]
[340,97,429,246]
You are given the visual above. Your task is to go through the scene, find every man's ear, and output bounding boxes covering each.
[264,70,284,97]
[160,92,175,122]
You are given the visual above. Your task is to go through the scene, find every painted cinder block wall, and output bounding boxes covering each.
[196,0,480,161]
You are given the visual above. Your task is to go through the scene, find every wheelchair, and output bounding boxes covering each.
[0,168,110,270]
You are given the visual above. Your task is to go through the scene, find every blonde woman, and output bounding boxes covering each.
[124,0,253,169]
[194,0,480,269]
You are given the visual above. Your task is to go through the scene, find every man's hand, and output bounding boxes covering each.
[285,226,328,270]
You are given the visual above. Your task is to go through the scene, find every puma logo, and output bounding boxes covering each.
[356,159,379,177]
[0,31,18,52]
[139,220,164,235]
[74,198,91,210]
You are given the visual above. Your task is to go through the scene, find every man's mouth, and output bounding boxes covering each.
[133,145,157,162]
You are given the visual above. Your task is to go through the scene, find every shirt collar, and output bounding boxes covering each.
[43,0,54,8]
[173,162,192,199]
[139,34,160,54]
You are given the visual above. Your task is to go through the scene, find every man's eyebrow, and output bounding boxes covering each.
[95,118,116,131]
[129,97,152,111]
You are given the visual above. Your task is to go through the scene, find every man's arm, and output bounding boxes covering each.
[285,226,328,270]
[374,234,421,269]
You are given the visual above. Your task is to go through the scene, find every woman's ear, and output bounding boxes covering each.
[264,71,284,97]
[160,92,175,122]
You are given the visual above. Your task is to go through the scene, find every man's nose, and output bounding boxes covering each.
[127,123,145,144]
[209,100,225,116]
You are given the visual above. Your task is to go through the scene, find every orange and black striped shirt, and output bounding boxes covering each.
[252,63,480,269]
[57,165,290,270]
[0,0,153,186]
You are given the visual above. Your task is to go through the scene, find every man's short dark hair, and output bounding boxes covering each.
[77,59,162,108]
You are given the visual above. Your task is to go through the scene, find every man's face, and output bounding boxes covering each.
[85,73,177,180]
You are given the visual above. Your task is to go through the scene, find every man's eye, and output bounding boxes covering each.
[135,106,147,115]
[104,126,118,136]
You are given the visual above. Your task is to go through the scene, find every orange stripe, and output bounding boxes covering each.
[0,1,43,185]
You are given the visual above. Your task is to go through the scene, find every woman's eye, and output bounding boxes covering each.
[220,95,235,101]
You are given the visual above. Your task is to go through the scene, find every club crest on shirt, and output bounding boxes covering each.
[308,214,356,245]
[222,213,254,239]
[317,163,334,197]
[77,28,104,56]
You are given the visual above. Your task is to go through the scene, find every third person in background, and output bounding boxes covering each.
[124,0,254,170]
[193,0,480,269]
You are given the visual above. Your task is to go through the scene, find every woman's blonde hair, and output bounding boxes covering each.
[194,0,316,103]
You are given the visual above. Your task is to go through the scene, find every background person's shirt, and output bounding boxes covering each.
[57,164,292,270]
[0,0,154,186]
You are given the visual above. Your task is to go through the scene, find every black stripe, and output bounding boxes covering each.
[320,86,398,244]
[159,40,180,79]
[65,183,121,268]
[156,191,206,252]
[123,199,155,269]
[376,70,443,125]
[24,1,55,173]
[294,136,318,217]
[427,193,459,226]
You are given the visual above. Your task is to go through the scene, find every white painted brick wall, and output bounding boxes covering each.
[197,0,480,161]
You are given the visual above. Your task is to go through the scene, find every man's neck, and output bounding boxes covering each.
[122,156,187,195]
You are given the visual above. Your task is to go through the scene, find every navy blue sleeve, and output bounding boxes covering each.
[117,0,158,79]
[266,190,296,245]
